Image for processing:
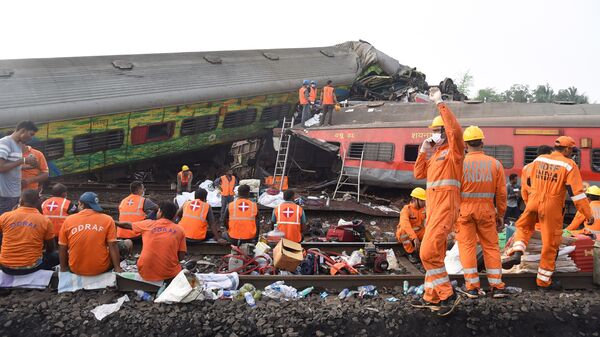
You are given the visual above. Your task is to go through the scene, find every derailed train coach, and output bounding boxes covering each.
[0,41,431,179]
[290,101,600,189]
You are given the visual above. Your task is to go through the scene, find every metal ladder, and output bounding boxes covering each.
[333,145,364,202]
[272,117,294,190]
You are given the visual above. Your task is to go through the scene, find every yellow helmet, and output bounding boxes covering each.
[463,125,485,142]
[429,116,444,129]
[586,185,600,197]
[410,187,426,201]
[182,165,189,171]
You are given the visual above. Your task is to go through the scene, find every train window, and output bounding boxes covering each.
[131,122,175,145]
[404,145,420,162]
[73,130,124,155]
[28,139,65,160]
[592,149,600,173]
[181,115,219,136]
[223,108,257,128]
[524,146,538,165]
[260,104,292,121]
[571,147,581,168]
[349,142,394,162]
[483,145,514,169]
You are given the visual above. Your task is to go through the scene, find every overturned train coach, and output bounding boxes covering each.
[290,101,600,189]
[0,41,425,179]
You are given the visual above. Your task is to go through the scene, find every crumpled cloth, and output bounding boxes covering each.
[90,295,129,320]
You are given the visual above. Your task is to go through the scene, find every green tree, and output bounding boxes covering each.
[475,87,504,102]
[503,84,532,103]
[532,83,554,103]
[457,71,474,97]
[555,86,588,104]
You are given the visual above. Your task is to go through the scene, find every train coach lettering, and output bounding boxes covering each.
[412,132,432,139]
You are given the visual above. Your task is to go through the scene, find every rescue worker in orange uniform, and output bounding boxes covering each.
[320,80,338,126]
[42,183,78,238]
[117,181,158,239]
[396,187,426,262]
[223,184,259,245]
[271,190,307,242]
[177,187,227,244]
[309,80,317,104]
[565,185,600,234]
[411,87,463,316]
[215,169,238,223]
[299,80,312,125]
[455,126,508,299]
[503,136,594,289]
[177,165,193,194]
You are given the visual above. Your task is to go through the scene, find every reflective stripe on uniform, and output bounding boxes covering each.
[513,240,526,251]
[537,274,551,282]
[426,267,447,276]
[463,268,478,274]
[461,192,495,199]
[571,193,587,201]
[534,157,573,172]
[488,277,502,284]
[427,179,461,189]
[486,269,502,275]
[538,268,553,276]
[427,276,450,287]
[465,277,480,284]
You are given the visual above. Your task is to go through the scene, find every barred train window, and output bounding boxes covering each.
[348,143,395,162]
[592,149,600,173]
[261,104,292,122]
[523,146,538,165]
[483,145,514,168]
[29,139,65,160]
[181,115,219,135]
[73,130,124,155]
[223,108,257,128]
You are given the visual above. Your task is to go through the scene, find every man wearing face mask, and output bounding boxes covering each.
[502,136,593,290]
[411,87,464,316]
[117,181,158,240]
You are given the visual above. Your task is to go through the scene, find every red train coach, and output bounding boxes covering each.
[298,101,600,188]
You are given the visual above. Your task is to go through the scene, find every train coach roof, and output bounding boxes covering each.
[0,41,412,127]
[329,101,600,128]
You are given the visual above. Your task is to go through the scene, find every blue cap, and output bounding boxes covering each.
[79,192,102,212]
[302,80,309,85]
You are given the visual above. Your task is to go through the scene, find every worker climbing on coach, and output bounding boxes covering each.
[503,136,594,290]
[411,87,463,316]
[117,181,158,240]
[396,187,426,263]
[320,80,338,126]
[271,190,307,243]
[222,184,259,245]
[565,185,600,234]
[309,80,318,105]
[298,80,312,125]
[177,165,193,194]
[455,126,508,299]
[177,187,227,244]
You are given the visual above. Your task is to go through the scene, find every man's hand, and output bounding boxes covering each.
[429,87,443,104]
[24,155,37,167]
[588,217,595,226]
[420,138,433,153]
[496,216,504,232]
[114,266,124,273]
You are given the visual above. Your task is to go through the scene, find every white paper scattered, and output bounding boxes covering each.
[90,295,129,321]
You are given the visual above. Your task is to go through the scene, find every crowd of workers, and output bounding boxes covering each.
[298,79,339,126]
[0,87,599,317]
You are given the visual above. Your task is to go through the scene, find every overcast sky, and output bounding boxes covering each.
[1,0,598,102]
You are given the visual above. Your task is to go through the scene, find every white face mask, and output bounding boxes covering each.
[141,191,145,197]
[431,132,443,144]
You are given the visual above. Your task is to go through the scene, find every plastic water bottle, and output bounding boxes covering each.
[134,290,153,302]
[415,284,424,296]
[244,292,256,308]
[298,286,314,298]
[320,291,329,299]
[403,281,409,295]
[338,288,350,299]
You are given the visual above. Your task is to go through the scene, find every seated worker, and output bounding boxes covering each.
[566,185,600,234]
[176,188,227,244]
[42,183,78,238]
[117,181,158,239]
[222,184,259,245]
[0,189,57,275]
[59,192,125,275]
[271,190,307,242]
[21,144,49,191]
[115,201,186,282]
[396,187,427,263]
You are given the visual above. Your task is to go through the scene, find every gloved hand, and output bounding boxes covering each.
[420,138,433,153]
[429,87,443,104]
[588,217,595,226]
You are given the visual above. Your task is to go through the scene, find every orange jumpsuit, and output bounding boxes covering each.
[565,200,600,234]
[521,163,542,230]
[456,151,507,290]
[396,203,426,254]
[414,103,464,303]
[508,151,592,287]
